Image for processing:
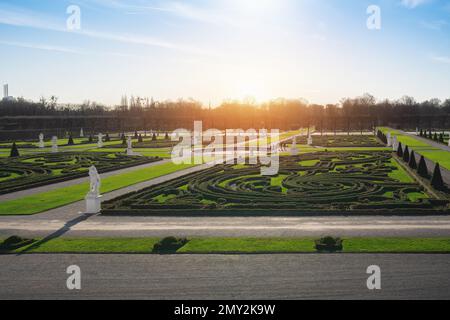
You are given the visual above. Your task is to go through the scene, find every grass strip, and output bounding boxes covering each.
[3,237,448,254]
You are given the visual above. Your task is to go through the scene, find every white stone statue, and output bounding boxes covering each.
[126,136,141,156]
[126,136,133,155]
[416,127,419,136]
[307,133,313,146]
[38,133,45,148]
[85,166,102,213]
[392,136,398,151]
[88,166,101,196]
[51,136,58,153]
[291,137,298,156]
[80,128,84,138]
[386,132,392,147]
[97,133,104,148]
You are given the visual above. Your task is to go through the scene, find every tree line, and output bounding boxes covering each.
[1,94,449,140]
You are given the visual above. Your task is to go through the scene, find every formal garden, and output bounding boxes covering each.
[102,151,449,216]
[295,135,383,147]
[0,152,161,194]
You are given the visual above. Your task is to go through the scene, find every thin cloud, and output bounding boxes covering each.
[420,20,447,30]
[431,55,450,64]
[0,40,148,59]
[0,40,84,54]
[0,5,215,56]
[401,0,430,9]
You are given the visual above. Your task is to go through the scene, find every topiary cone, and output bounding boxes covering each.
[417,155,429,178]
[408,151,417,169]
[403,145,410,163]
[9,142,20,157]
[397,142,403,157]
[68,135,74,145]
[431,163,446,191]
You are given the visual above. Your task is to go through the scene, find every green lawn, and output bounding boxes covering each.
[3,237,450,254]
[379,127,450,170]
[0,162,195,215]
[388,158,415,183]
[178,238,316,253]
[180,237,450,253]
[15,238,160,253]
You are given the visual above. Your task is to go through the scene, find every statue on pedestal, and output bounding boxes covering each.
[97,133,104,148]
[38,133,45,148]
[290,137,298,156]
[85,166,102,213]
[51,136,58,153]
[307,133,313,146]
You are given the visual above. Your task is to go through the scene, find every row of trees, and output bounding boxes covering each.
[1,94,450,139]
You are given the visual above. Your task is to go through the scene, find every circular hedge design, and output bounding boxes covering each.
[102,151,449,216]
[295,135,383,147]
[0,152,161,194]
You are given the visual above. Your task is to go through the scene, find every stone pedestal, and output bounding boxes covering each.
[85,193,102,214]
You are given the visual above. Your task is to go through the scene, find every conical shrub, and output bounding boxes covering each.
[67,135,74,145]
[397,142,403,157]
[409,151,417,169]
[417,155,429,177]
[403,145,410,163]
[431,163,446,191]
[9,142,20,157]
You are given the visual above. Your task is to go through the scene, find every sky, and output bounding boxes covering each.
[0,0,449,107]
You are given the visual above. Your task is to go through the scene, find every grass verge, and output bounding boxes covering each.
[2,237,450,254]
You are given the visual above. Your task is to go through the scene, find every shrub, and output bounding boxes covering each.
[403,145,410,163]
[409,151,417,169]
[122,135,127,145]
[152,237,188,253]
[152,133,157,141]
[9,142,20,157]
[397,142,403,157]
[431,163,446,191]
[315,236,343,252]
[88,135,93,143]
[67,135,75,145]
[417,156,429,178]
[433,132,438,141]
[105,133,111,142]
[420,129,423,137]
[138,134,143,143]
[165,132,170,140]
[134,131,138,139]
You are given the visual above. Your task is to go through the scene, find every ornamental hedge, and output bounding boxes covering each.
[102,151,449,216]
[0,152,161,195]
[294,135,383,147]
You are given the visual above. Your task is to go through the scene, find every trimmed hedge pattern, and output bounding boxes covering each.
[102,151,449,216]
[0,152,161,194]
[295,135,383,147]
